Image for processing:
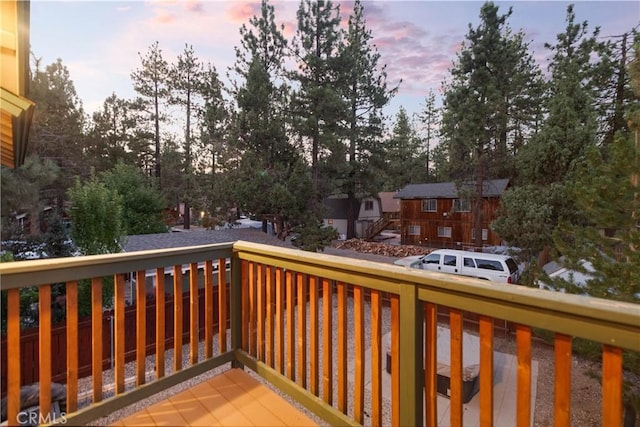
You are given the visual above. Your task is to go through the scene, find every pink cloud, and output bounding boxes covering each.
[151,7,175,24]
[226,2,261,22]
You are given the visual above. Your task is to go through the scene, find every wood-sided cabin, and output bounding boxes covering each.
[394,179,509,249]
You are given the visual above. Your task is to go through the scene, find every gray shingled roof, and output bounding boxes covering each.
[393,179,509,199]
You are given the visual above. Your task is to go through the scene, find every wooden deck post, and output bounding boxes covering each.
[399,284,423,427]
[230,248,244,369]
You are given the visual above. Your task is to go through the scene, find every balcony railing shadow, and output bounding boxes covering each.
[1,241,638,426]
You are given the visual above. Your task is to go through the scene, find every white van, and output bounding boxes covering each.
[394,249,521,284]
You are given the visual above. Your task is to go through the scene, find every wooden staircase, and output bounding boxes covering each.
[364,213,393,240]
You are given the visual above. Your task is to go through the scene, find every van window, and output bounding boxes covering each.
[423,253,440,264]
[505,258,519,274]
[443,255,457,266]
[464,257,476,268]
[475,259,504,271]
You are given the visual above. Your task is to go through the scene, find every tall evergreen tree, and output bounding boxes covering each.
[290,0,346,211]
[29,58,87,211]
[339,0,396,238]
[196,63,229,219]
[493,5,604,269]
[547,41,640,301]
[418,90,440,182]
[230,0,313,239]
[383,107,425,191]
[168,44,205,229]
[87,94,150,172]
[440,1,544,247]
[131,41,170,182]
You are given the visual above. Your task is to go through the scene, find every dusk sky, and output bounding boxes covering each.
[30,1,639,128]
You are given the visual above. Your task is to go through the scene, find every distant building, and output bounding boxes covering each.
[394,179,509,248]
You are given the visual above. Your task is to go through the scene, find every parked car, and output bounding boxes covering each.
[394,249,521,284]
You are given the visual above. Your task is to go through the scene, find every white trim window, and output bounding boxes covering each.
[437,226,452,238]
[364,200,374,211]
[453,199,470,212]
[421,198,437,212]
[409,225,421,236]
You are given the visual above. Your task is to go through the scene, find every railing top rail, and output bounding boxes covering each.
[0,242,234,289]
[233,240,640,350]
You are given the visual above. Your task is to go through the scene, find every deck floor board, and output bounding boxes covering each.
[113,369,317,427]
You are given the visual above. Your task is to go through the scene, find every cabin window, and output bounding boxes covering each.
[364,200,374,211]
[421,199,437,212]
[453,199,470,212]
[464,257,476,267]
[437,226,452,238]
[472,228,489,241]
[409,225,420,235]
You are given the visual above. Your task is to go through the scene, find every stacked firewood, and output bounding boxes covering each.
[333,239,430,257]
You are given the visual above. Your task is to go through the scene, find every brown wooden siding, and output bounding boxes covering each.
[399,197,503,248]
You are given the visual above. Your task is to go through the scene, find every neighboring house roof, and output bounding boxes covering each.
[394,179,509,199]
[379,191,400,213]
[324,195,361,220]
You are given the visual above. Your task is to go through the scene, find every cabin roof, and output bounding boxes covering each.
[394,179,509,199]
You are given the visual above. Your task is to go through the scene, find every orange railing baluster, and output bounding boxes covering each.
[257,263,265,361]
[114,273,125,394]
[241,260,249,350]
[249,261,256,357]
[205,260,213,359]
[602,345,623,426]
[173,266,183,372]
[275,267,285,374]
[354,285,365,424]
[91,277,103,403]
[371,290,382,427]
[554,333,572,426]
[286,269,295,381]
[322,278,333,405]
[266,265,274,368]
[424,302,438,427]
[189,262,198,365]
[218,258,227,352]
[516,324,532,427]
[391,294,400,427]
[156,268,165,379]
[450,309,463,427]
[136,270,146,386]
[39,284,52,417]
[66,281,78,413]
[337,281,347,413]
[309,275,319,396]
[297,273,307,389]
[479,315,494,427]
[7,288,21,426]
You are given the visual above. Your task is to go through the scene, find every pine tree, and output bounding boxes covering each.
[440,2,544,248]
[29,58,87,212]
[548,42,640,302]
[493,5,605,270]
[131,41,170,181]
[231,0,312,240]
[418,90,440,183]
[383,107,424,191]
[168,44,205,229]
[290,0,346,210]
[339,0,396,238]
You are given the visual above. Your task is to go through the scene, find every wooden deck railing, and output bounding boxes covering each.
[1,240,639,426]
